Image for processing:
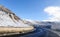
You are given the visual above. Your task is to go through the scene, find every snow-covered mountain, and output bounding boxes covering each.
[0,5,32,27]
[22,19,60,30]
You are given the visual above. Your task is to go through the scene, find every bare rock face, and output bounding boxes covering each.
[0,5,32,27]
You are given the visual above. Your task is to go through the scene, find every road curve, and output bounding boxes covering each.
[1,27,46,37]
[1,27,60,37]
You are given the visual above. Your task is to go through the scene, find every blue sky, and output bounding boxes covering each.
[0,0,60,21]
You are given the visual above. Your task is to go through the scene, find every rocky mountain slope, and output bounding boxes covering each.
[0,5,33,27]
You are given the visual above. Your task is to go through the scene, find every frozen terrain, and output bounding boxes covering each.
[0,5,32,27]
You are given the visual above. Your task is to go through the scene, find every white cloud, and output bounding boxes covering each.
[44,6,60,21]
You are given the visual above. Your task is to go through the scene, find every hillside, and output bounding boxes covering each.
[0,5,34,35]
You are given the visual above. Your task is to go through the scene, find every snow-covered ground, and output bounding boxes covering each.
[0,11,31,27]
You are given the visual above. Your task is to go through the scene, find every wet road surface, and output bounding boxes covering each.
[0,27,60,37]
[1,27,46,37]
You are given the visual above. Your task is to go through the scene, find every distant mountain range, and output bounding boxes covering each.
[22,19,60,30]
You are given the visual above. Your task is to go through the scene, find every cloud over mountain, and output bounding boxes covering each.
[44,6,60,21]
